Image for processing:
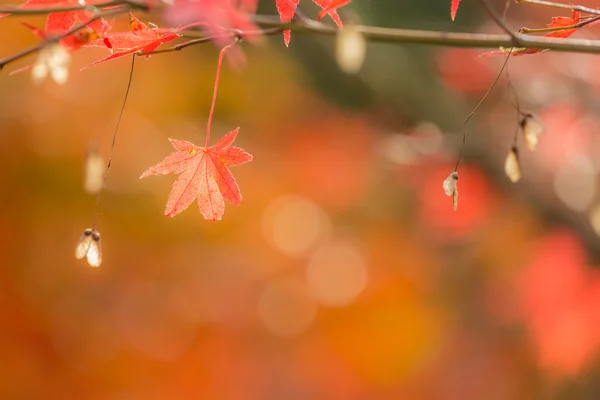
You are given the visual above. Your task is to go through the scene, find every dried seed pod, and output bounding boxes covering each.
[75,228,102,267]
[520,114,544,151]
[443,171,458,196]
[442,171,459,211]
[335,23,367,74]
[452,185,458,211]
[84,148,106,194]
[504,146,521,183]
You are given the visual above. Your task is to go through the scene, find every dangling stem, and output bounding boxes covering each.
[93,55,136,228]
[454,49,512,171]
[205,40,238,147]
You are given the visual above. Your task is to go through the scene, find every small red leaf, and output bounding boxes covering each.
[451,0,461,21]
[140,128,253,221]
[545,10,581,38]
[316,0,350,23]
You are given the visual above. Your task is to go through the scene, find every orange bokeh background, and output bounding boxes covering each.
[3,0,600,398]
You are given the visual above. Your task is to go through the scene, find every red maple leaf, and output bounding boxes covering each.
[545,10,581,39]
[140,128,253,220]
[81,15,180,69]
[17,0,108,34]
[482,10,583,57]
[451,0,461,21]
[275,0,347,46]
[316,0,350,22]
[21,20,106,52]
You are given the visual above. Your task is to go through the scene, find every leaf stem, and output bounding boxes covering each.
[520,15,600,34]
[205,40,238,147]
[93,55,136,228]
[455,48,513,171]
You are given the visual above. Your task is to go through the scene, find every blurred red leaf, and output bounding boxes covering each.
[140,128,253,220]
[450,0,461,21]
[275,0,345,46]
[517,230,600,376]
[316,0,350,22]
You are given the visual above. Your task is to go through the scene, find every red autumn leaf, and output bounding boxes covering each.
[275,0,345,46]
[315,0,348,23]
[482,10,582,57]
[451,0,461,21]
[140,128,253,220]
[21,20,103,52]
[545,10,581,39]
[16,0,108,34]
[81,15,181,69]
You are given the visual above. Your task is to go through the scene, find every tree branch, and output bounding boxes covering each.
[249,15,600,56]
[0,5,130,69]
[516,0,600,15]
[0,0,146,14]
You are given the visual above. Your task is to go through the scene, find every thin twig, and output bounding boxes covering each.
[93,55,136,228]
[0,6,130,69]
[138,27,280,56]
[502,0,512,20]
[516,0,600,16]
[205,40,238,147]
[250,14,600,56]
[0,0,145,15]
[455,49,513,171]
[505,67,522,147]
[477,0,520,43]
[520,15,600,34]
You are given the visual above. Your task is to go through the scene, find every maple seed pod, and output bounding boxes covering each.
[336,23,367,74]
[520,113,544,151]
[84,148,106,194]
[443,171,459,211]
[452,185,458,212]
[504,146,521,183]
[75,228,102,267]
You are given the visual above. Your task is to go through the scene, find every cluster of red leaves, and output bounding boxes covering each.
[140,128,253,221]
[275,0,350,46]
[81,15,182,69]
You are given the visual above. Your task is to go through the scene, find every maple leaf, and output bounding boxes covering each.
[451,0,461,21]
[545,10,581,39]
[482,10,583,57]
[16,0,109,35]
[81,15,180,69]
[140,128,253,220]
[316,0,350,22]
[275,0,346,46]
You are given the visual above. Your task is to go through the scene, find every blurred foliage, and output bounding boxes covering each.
[2,0,600,398]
